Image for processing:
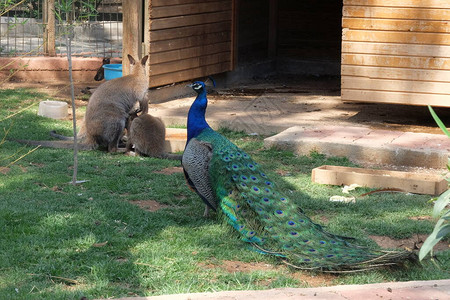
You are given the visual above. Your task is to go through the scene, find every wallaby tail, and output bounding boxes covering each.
[50,130,74,140]
[13,139,95,151]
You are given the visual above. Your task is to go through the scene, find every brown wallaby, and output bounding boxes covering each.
[50,105,141,147]
[37,54,149,152]
[126,113,181,160]
[17,108,141,152]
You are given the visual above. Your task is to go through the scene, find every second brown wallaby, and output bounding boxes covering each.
[49,54,149,152]
[126,113,181,160]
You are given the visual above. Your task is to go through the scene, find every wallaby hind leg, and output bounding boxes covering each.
[102,118,126,152]
[108,124,126,153]
[125,137,134,154]
[108,133,121,152]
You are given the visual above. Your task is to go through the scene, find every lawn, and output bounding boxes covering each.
[0,88,448,300]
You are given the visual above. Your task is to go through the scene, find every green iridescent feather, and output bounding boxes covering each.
[182,81,416,273]
[194,128,415,272]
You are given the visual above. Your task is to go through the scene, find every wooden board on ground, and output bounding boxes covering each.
[311,165,447,195]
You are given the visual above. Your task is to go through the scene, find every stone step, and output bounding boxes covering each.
[164,128,187,153]
[264,125,450,169]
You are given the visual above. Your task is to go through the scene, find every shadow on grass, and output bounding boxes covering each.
[0,147,214,298]
[0,91,448,299]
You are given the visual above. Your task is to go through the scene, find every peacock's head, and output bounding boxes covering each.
[188,81,205,94]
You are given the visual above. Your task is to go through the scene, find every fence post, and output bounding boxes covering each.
[44,0,56,56]
[122,0,143,75]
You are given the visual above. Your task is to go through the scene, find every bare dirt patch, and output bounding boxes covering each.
[276,169,292,176]
[370,234,449,252]
[17,165,28,172]
[218,260,276,273]
[130,200,169,212]
[153,166,183,175]
[6,80,450,136]
[200,260,337,287]
[0,167,10,175]
[311,211,330,225]
[290,272,337,287]
[199,260,278,276]
[408,216,433,221]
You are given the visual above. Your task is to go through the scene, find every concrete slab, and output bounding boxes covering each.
[104,279,450,300]
[164,128,186,153]
[264,126,450,169]
[145,83,449,170]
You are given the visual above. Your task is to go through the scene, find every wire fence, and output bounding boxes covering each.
[0,0,122,58]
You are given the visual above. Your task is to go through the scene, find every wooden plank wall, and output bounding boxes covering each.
[148,0,233,87]
[341,0,450,107]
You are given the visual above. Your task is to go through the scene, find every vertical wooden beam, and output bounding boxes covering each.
[145,0,150,85]
[268,0,278,58]
[44,0,56,56]
[143,0,149,55]
[122,0,143,75]
[43,0,47,53]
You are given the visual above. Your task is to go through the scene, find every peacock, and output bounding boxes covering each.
[181,81,416,272]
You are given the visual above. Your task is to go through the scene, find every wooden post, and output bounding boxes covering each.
[44,0,56,56]
[143,0,149,55]
[122,0,143,76]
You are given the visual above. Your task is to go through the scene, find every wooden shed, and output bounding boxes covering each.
[341,0,450,107]
[122,0,235,87]
[123,0,450,107]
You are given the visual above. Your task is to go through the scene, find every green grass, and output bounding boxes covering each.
[0,89,449,299]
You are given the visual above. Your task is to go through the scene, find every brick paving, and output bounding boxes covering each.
[106,279,450,300]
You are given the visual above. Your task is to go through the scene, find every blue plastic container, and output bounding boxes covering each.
[103,64,123,80]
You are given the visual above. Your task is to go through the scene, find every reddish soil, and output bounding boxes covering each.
[0,167,10,174]
[370,234,449,252]
[130,200,169,212]
[290,272,338,287]
[202,260,276,273]
[408,216,433,221]
[199,260,337,287]
[153,166,184,175]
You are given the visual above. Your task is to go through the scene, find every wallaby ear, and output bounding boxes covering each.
[141,55,149,66]
[128,54,136,65]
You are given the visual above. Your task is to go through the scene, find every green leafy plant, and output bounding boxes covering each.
[419,106,450,261]
[0,0,26,16]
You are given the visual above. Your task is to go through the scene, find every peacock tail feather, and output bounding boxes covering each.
[182,81,416,273]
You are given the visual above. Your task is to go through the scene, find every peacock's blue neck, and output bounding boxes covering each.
[187,89,211,142]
